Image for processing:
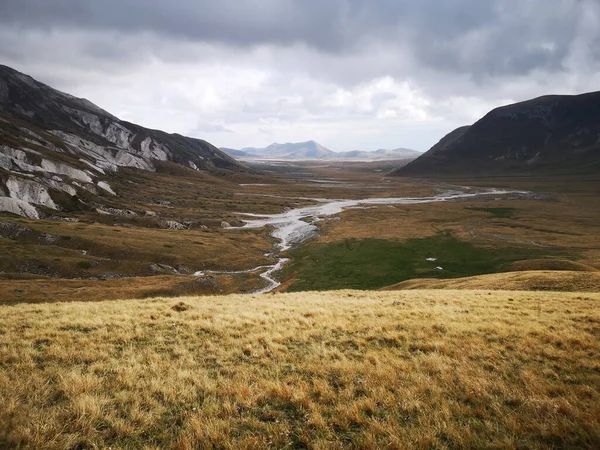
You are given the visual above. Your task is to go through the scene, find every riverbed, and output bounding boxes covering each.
[197,187,524,294]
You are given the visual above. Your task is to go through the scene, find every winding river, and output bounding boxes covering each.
[196,187,524,293]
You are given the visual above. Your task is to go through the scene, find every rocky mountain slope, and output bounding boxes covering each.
[222,141,419,160]
[0,65,243,218]
[393,91,600,176]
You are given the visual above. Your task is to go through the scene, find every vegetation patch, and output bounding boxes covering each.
[171,301,191,312]
[466,206,516,218]
[76,261,93,270]
[283,233,555,291]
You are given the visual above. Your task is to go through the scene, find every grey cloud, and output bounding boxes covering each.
[1,0,597,79]
[371,92,397,109]
[191,120,233,134]
[1,0,600,153]
[0,0,349,51]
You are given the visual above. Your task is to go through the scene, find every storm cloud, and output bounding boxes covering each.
[1,0,598,151]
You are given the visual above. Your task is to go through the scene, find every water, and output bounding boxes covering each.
[238,188,517,252]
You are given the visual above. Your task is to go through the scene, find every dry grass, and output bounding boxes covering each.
[384,270,600,292]
[0,219,272,277]
[508,259,598,272]
[1,290,599,449]
[317,197,600,267]
[0,273,266,305]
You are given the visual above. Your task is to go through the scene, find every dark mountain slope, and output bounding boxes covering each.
[393,92,600,176]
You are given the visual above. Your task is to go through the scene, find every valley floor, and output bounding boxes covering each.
[1,290,599,449]
[2,161,599,301]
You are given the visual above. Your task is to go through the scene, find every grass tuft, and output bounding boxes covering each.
[172,302,192,312]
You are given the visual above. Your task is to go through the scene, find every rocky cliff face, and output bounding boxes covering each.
[0,65,243,218]
[393,92,600,176]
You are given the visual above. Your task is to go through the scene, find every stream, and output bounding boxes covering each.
[195,187,524,294]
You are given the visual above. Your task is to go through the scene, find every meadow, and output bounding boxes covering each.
[282,233,551,291]
[0,290,598,449]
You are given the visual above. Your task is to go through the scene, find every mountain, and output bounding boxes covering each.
[0,65,243,218]
[221,142,419,161]
[337,148,420,159]
[227,141,337,159]
[393,91,600,176]
[219,148,247,157]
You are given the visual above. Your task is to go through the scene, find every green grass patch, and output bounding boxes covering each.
[283,232,551,291]
[76,261,93,270]
[466,207,515,218]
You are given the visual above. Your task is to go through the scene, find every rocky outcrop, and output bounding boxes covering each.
[149,263,179,274]
[0,197,39,218]
[159,220,187,230]
[97,181,116,195]
[5,176,57,209]
[0,221,32,238]
[96,206,138,217]
[38,232,59,245]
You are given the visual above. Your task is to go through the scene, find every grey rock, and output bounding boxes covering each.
[0,221,32,239]
[149,263,178,274]
[158,220,187,230]
[38,232,59,245]
[96,207,138,217]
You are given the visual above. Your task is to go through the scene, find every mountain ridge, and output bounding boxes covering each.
[221,140,420,161]
[0,64,244,218]
[392,91,600,176]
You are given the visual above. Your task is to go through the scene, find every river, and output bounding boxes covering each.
[196,187,523,293]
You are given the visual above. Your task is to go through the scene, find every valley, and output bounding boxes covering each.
[1,157,599,303]
[1,61,600,450]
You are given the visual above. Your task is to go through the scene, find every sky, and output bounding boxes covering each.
[1,0,599,152]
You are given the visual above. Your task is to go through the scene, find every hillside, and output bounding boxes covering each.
[0,65,244,218]
[383,270,600,292]
[221,141,419,161]
[392,91,600,176]
[1,290,598,449]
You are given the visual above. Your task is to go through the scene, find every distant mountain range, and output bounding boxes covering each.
[0,65,243,218]
[221,141,420,161]
[393,91,600,176]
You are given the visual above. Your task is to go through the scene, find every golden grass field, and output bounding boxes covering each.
[1,290,599,449]
[384,270,600,292]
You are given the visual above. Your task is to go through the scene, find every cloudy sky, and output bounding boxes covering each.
[1,0,599,152]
